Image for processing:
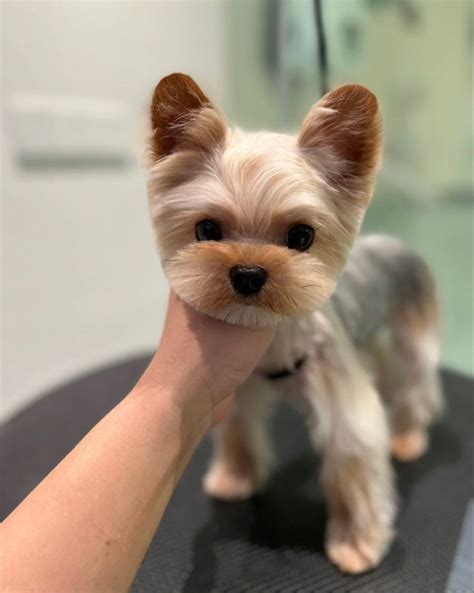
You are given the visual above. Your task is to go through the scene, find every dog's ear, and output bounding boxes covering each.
[298,85,382,201]
[149,73,227,161]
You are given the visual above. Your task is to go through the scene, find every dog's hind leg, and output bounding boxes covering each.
[386,287,444,462]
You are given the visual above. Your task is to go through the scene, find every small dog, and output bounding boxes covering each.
[146,73,443,574]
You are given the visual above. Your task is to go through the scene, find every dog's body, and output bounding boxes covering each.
[146,74,443,574]
[203,234,442,573]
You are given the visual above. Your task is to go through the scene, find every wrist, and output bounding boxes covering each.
[135,349,216,434]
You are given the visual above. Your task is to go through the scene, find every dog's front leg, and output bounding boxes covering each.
[203,375,273,500]
[305,324,395,574]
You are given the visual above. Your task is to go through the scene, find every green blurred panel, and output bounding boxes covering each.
[364,195,473,375]
[225,0,473,373]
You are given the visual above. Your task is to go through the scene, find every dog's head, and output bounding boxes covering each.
[147,73,382,327]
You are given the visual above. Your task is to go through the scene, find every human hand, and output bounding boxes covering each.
[1,292,275,593]
[137,292,275,429]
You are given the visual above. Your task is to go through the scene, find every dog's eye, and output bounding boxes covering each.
[287,224,315,251]
[195,220,223,242]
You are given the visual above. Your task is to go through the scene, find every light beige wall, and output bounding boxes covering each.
[1,1,228,420]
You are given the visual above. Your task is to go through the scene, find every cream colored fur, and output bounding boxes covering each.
[146,74,442,574]
[203,307,397,573]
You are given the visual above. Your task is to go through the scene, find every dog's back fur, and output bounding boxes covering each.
[332,234,437,344]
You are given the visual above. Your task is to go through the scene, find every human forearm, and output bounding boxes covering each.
[1,294,274,593]
[1,366,208,593]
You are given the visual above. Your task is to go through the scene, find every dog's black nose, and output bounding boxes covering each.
[230,265,267,296]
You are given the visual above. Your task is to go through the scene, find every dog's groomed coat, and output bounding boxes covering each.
[146,73,443,574]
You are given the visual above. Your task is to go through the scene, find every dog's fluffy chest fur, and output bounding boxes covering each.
[257,316,310,374]
[256,311,330,377]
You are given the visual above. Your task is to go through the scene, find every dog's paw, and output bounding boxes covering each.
[391,429,427,462]
[326,540,375,574]
[202,465,257,501]
[326,522,390,574]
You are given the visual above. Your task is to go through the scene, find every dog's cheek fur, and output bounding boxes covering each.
[165,243,235,315]
[164,241,339,327]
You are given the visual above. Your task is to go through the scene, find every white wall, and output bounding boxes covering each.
[1,1,228,420]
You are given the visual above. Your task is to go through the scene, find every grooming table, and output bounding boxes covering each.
[1,355,472,593]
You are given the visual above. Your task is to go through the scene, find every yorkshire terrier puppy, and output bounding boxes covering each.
[146,73,443,574]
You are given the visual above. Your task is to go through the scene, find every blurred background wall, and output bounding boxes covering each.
[1,0,472,421]
[226,0,473,374]
[1,1,228,420]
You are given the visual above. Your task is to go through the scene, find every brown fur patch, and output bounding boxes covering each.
[298,84,382,200]
[149,73,227,160]
[166,241,337,322]
[390,284,439,339]
[377,282,443,436]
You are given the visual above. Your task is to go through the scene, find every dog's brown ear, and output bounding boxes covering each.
[298,85,382,200]
[149,73,227,160]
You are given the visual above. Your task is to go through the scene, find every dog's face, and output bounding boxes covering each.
[147,74,382,327]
